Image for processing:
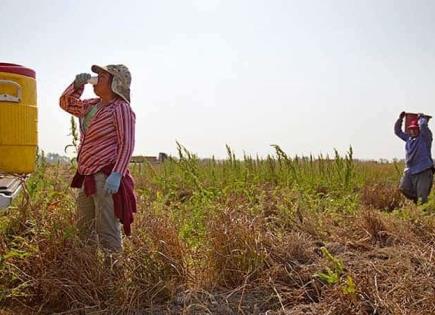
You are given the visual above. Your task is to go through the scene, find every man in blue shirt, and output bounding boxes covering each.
[394,111,434,204]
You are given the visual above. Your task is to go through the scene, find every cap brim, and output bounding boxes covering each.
[91,65,108,74]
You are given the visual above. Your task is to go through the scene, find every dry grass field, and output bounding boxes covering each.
[1,145,434,314]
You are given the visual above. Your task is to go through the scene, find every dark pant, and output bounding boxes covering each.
[399,168,434,204]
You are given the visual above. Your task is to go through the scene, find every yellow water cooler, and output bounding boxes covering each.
[0,63,38,174]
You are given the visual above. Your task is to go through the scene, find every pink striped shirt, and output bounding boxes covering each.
[60,83,135,176]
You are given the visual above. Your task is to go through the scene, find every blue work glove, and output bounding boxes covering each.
[74,73,91,89]
[104,172,122,194]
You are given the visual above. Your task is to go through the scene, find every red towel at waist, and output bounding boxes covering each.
[71,164,137,236]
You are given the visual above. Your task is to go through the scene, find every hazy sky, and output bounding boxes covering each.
[2,0,435,159]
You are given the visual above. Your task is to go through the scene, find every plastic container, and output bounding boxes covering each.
[404,112,432,132]
[405,113,418,131]
[88,76,98,85]
[0,63,37,174]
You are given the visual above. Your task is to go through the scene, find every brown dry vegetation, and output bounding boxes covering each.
[0,147,434,314]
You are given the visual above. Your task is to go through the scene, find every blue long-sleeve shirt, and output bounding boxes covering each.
[394,117,433,174]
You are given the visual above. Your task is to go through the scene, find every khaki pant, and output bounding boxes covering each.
[76,172,122,252]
